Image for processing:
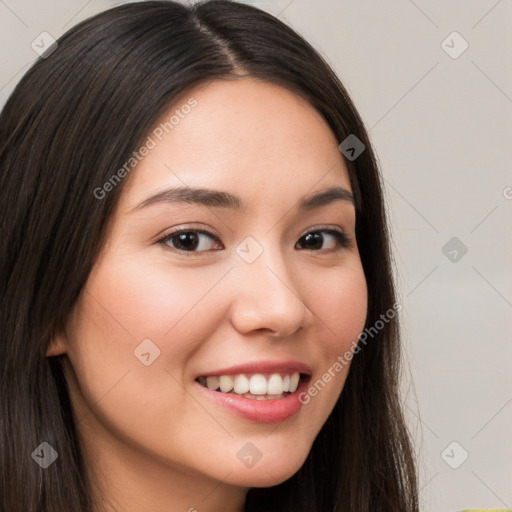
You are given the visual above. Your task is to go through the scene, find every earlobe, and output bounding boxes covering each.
[46,332,68,357]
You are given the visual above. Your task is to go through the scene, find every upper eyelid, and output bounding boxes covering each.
[159,224,348,239]
[157,226,350,249]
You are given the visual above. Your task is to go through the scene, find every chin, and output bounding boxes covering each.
[223,443,311,488]
[227,465,303,488]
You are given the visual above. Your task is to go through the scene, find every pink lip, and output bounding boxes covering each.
[195,361,312,424]
[195,360,312,378]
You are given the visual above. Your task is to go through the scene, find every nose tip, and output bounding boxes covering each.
[228,257,314,338]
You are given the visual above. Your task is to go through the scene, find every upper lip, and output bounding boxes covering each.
[196,360,312,378]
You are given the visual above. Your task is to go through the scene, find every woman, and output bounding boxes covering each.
[0,1,419,511]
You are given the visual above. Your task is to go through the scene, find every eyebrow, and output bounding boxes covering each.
[130,185,355,214]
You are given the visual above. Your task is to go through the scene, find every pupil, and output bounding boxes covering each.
[176,232,198,250]
[303,232,322,249]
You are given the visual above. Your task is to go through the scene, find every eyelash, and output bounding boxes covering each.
[156,227,351,256]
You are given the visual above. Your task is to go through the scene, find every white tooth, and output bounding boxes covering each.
[267,374,284,395]
[206,376,219,390]
[289,372,300,393]
[233,374,250,394]
[256,396,266,400]
[249,374,267,395]
[282,375,290,392]
[219,375,234,393]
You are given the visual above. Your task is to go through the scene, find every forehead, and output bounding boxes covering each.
[119,78,352,211]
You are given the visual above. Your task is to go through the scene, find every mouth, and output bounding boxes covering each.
[194,362,312,423]
[195,371,305,400]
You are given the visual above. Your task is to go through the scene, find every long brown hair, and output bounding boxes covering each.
[0,1,419,510]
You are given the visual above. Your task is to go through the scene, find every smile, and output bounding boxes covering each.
[196,371,302,400]
[195,361,312,423]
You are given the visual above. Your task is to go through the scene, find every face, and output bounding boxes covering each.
[49,78,367,507]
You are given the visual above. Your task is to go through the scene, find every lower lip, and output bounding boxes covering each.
[196,377,310,424]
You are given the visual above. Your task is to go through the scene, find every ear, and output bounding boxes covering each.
[46,331,68,357]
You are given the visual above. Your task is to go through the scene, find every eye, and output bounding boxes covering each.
[157,229,222,254]
[157,227,351,255]
[295,229,350,252]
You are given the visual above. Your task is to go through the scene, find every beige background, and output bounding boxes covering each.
[1,0,511,510]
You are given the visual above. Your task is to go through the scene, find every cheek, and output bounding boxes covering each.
[63,254,232,424]
[76,253,231,350]
[63,261,225,467]
[301,262,367,414]
[315,262,368,355]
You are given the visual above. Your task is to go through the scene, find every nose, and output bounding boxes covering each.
[228,245,315,338]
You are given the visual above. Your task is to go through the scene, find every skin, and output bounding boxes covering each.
[47,77,368,512]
